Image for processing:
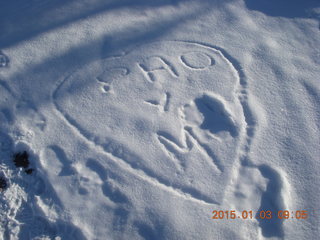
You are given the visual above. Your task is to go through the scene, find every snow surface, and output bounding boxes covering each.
[0,0,319,239]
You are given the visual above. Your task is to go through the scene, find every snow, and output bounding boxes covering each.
[0,0,319,239]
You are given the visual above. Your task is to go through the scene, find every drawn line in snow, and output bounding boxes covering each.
[184,126,223,172]
[175,42,283,237]
[157,126,223,173]
[96,67,129,93]
[157,134,186,171]
[164,92,171,112]
[180,51,215,70]
[53,97,218,205]
[138,56,179,83]
[144,99,160,106]
[174,40,255,145]
[52,40,252,205]
[0,79,16,98]
[144,92,171,113]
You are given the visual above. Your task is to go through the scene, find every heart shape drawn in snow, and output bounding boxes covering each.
[53,41,247,204]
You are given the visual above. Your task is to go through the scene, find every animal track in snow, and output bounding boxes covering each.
[0,136,85,239]
[15,100,47,132]
[86,158,130,204]
[85,158,132,236]
[227,160,287,239]
[53,41,249,204]
[48,145,76,176]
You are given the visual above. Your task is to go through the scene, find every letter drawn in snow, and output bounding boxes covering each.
[53,41,248,204]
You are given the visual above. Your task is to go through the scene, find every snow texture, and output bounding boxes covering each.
[0,0,319,239]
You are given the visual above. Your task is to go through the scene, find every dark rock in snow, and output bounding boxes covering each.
[0,176,7,191]
[13,151,30,169]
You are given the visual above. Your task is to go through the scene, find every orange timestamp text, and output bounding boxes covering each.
[211,210,308,220]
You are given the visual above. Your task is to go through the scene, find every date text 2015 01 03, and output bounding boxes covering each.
[211,210,308,220]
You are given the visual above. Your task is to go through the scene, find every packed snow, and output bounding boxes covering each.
[0,0,319,239]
